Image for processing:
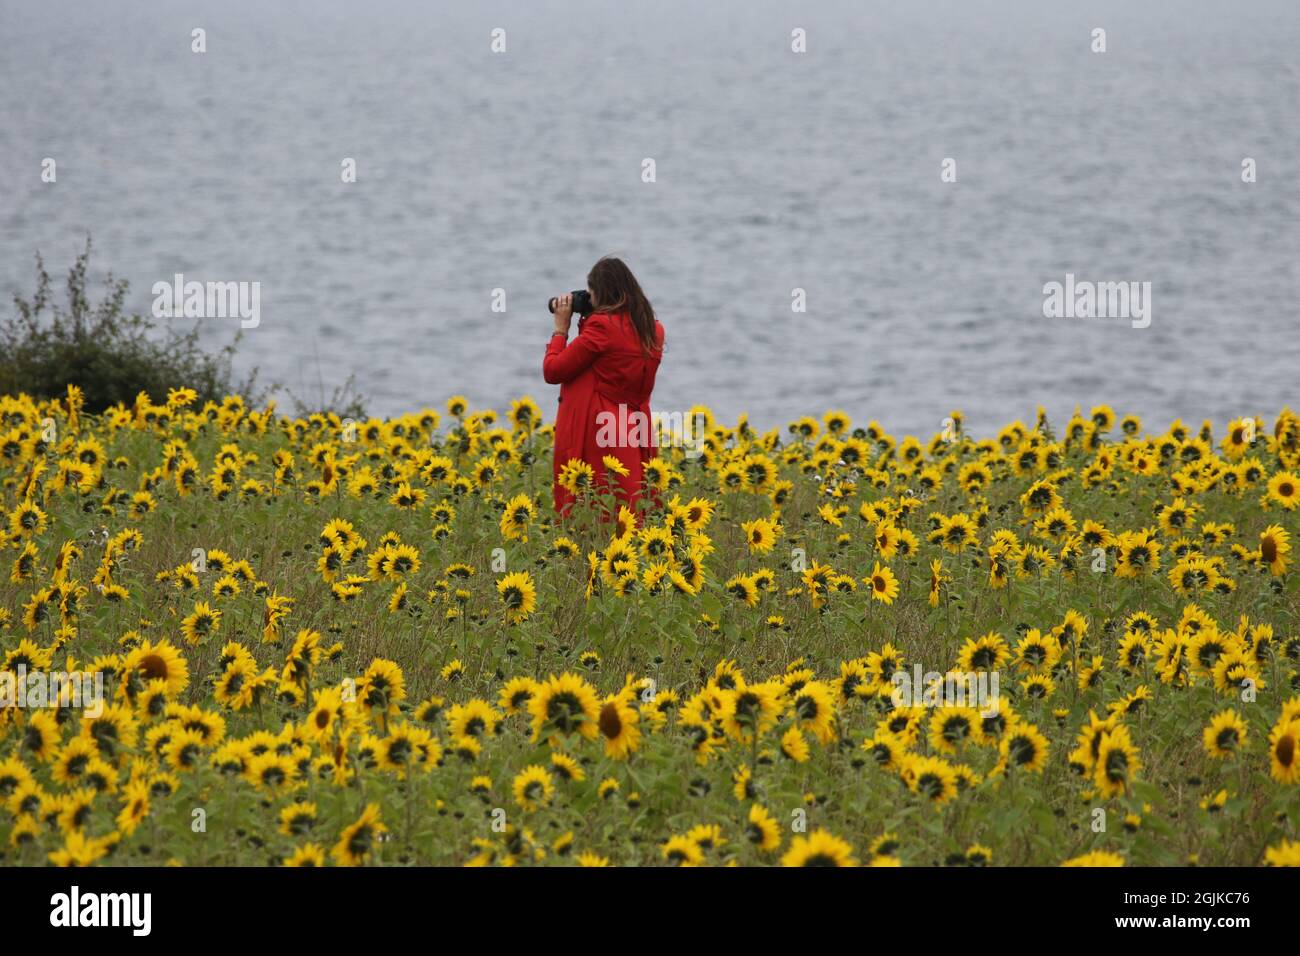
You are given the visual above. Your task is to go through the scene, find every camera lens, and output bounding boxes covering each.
[548,290,594,314]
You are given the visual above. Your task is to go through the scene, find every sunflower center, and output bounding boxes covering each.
[918,773,945,798]
[1009,737,1036,765]
[598,702,624,739]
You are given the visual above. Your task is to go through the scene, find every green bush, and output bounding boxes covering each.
[1,238,260,412]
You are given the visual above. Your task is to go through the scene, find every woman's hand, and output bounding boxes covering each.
[552,293,573,335]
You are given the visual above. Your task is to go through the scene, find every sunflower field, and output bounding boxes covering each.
[1,386,1299,867]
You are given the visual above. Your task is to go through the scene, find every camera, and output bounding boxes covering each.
[548,290,594,316]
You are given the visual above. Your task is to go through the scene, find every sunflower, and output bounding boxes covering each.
[449,734,481,763]
[928,707,981,754]
[1268,718,1300,784]
[357,659,406,720]
[874,521,902,559]
[332,803,386,866]
[279,802,318,837]
[512,765,554,812]
[642,459,670,491]
[956,632,1011,672]
[441,660,464,682]
[539,751,581,784]
[900,753,960,807]
[790,680,837,745]
[163,727,207,773]
[746,804,782,852]
[1265,839,1300,867]
[740,516,780,554]
[10,542,39,583]
[1168,556,1217,595]
[21,587,57,631]
[928,558,947,607]
[208,738,251,777]
[629,528,665,564]
[528,672,600,741]
[1111,686,1152,719]
[1061,850,1125,867]
[51,738,97,787]
[662,564,696,596]
[685,823,727,854]
[833,658,873,704]
[958,462,991,495]
[1154,632,1190,686]
[389,480,427,509]
[998,721,1049,775]
[19,711,61,762]
[781,829,858,867]
[82,703,141,758]
[720,680,784,743]
[597,694,642,760]
[1259,524,1291,576]
[1094,725,1141,798]
[599,538,638,586]
[377,723,438,777]
[446,699,503,740]
[493,572,540,624]
[381,579,409,612]
[861,732,905,771]
[1188,629,1231,678]
[369,543,422,581]
[0,757,36,798]
[714,462,745,495]
[3,637,51,673]
[211,660,262,712]
[719,564,769,605]
[284,844,327,867]
[1157,497,1199,537]
[48,830,108,867]
[549,537,580,560]
[963,844,993,866]
[1015,629,1059,672]
[1076,655,1106,691]
[558,458,596,496]
[180,601,221,646]
[661,835,705,866]
[1266,470,1299,510]
[1116,631,1150,672]
[776,726,809,763]
[672,496,713,531]
[499,494,536,543]
[601,454,630,479]
[864,562,900,605]
[1203,709,1248,758]
[9,500,48,537]
[1115,529,1162,578]
[495,676,537,716]
[800,561,835,609]
[113,779,151,835]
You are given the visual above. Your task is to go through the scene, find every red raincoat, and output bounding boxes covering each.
[543,311,665,516]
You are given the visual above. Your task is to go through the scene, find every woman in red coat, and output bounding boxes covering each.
[544,256,665,517]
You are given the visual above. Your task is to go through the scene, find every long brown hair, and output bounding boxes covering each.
[587,256,660,354]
